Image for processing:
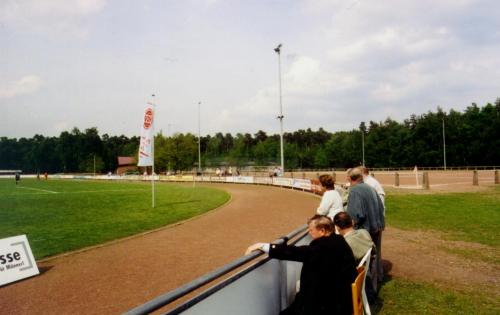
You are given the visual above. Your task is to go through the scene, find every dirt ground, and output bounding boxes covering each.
[1,182,498,314]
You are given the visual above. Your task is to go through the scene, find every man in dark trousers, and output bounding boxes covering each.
[246,215,357,315]
[15,172,20,185]
[346,167,385,292]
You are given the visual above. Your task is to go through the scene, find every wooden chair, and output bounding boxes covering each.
[352,266,366,315]
[357,248,373,315]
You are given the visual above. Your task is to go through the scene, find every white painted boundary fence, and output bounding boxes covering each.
[2,169,497,188]
[11,174,319,192]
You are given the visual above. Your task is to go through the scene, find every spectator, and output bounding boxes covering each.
[346,167,385,289]
[333,211,378,304]
[362,167,386,213]
[333,212,374,261]
[245,215,357,315]
[273,166,280,177]
[316,174,344,220]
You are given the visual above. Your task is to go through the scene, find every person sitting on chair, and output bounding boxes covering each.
[334,211,378,304]
[245,215,357,315]
[333,211,374,262]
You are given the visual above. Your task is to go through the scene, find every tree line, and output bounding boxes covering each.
[1,101,499,173]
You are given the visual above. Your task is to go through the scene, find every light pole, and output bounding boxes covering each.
[274,43,285,174]
[360,122,366,167]
[442,117,447,170]
[362,131,365,167]
[198,101,202,175]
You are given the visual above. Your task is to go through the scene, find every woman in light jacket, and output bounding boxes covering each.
[316,174,344,219]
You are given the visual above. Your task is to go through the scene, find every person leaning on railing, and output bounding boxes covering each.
[316,174,344,220]
[245,215,357,315]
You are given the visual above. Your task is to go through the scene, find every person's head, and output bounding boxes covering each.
[307,215,334,239]
[318,174,335,190]
[347,167,364,186]
[333,212,354,235]
[362,167,370,176]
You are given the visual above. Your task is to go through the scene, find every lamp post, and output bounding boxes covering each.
[442,117,447,170]
[198,101,202,175]
[274,43,285,174]
[362,131,365,167]
[360,121,366,167]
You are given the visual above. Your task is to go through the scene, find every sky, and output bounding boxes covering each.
[1,0,500,138]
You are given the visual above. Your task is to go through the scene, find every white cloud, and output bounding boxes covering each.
[0,75,42,99]
[0,0,106,37]
[1,0,500,137]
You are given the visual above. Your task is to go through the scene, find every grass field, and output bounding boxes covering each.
[386,185,500,247]
[378,186,500,314]
[0,178,230,259]
[377,278,499,315]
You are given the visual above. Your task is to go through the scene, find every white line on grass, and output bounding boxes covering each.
[17,186,59,194]
[64,189,148,194]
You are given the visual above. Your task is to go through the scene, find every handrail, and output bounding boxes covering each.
[124,224,308,315]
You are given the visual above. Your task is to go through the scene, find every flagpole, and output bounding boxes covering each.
[138,98,156,208]
[151,95,156,208]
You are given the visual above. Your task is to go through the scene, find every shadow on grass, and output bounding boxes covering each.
[372,259,393,314]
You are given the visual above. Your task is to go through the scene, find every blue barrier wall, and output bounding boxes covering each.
[163,234,311,315]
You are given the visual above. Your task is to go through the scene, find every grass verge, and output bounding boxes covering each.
[376,277,499,315]
[386,186,500,247]
[0,179,230,259]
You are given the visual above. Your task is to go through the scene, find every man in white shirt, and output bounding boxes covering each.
[362,167,385,211]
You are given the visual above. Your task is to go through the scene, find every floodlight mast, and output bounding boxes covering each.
[198,101,201,174]
[442,117,447,170]
[274,43,284,174]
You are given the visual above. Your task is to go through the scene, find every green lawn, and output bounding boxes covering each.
[378,186,500,314]
[386,186,500,247]
[377,278,498,315]
[0,178,230,259]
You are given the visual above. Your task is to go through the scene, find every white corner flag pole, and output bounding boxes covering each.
[414,165,419,187]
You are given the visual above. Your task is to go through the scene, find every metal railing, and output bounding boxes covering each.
[125,225,309,315]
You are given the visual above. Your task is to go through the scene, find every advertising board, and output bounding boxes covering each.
[272,177,294,187]
[209,176,226,182]
[232,176,254,184]
[0,235,39,287]
[253,177,273,185]
[292,179,312,191]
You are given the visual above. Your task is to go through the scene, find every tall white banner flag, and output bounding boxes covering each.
[138,104,155,166]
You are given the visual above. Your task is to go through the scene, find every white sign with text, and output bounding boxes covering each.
[0,235,39,286]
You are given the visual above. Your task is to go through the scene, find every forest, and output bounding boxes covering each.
[1,101,499,173]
